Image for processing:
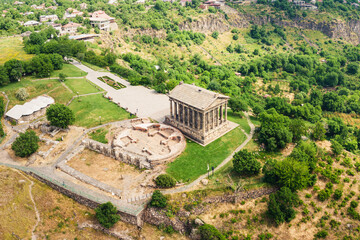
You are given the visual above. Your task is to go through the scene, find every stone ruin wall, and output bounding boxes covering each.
[82,138,151,169]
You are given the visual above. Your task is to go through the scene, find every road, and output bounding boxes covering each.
[70,60,169,122]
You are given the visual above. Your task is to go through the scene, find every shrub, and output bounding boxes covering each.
[155,174,177,188]
[318,189,331,201]
[267,187,300,225]
[258,232,273,240]
[314,230,328,239]
[11,130,39,157]
[95,202,120,229]
[150,190,167,208]
[331,140,343,156]
[15,88,29,101]
[232,149,261,176]
[211,31,219,39]
[46,103,75,128]
[350,200,358,209]
[333,189,343,200]
[198,224,226,240]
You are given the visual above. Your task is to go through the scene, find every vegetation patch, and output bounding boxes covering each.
[98,76,126,90]
[89,128,109,144]
[68,94,132,128]
[167,127,247,183]
[65,78,102,95]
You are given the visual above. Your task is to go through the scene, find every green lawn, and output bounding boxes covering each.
[69,94,132,128]
[0,37,33,65]
[65,78,102,95]
[227,110,251,134]
[166,127,247,183]
[81,61,107,72]
[89,128,109,144]
[50,64,87,78]
[1,78,75,109]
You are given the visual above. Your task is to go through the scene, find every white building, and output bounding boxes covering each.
[5,96,54,123]
[40,14,59,22]
[90,17,110,31]
[24,20,41,27]
[62,22,82,35]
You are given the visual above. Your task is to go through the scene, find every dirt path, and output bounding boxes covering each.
[16,170,41,240]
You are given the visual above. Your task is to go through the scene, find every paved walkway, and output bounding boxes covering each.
[70,60,169,122]
[162,112,255,194]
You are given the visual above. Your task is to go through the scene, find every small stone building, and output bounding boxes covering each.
[165,83,232,146]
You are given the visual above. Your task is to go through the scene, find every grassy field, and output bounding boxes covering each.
[50,64,87,78]
[227,110,251,134]
[65,78,102,95]
[69,94,132,128]
[0,37,33,65]
[89,127,109,143]
[1,78,75,108]
[166,127,247,183]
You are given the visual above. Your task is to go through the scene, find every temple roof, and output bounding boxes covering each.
[168,83,229,110]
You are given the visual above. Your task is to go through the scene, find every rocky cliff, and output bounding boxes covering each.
[178,10,360,45]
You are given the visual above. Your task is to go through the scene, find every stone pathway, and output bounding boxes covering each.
[70,60,169,122]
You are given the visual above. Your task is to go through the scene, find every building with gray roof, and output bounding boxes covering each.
[5,95,54,123]
[165,82,236,145]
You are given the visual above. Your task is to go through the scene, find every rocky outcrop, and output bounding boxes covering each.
[178,9,360,44]
[143,207,187,234]
[179,14,230,33]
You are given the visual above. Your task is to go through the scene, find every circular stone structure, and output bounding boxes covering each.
[111,120,186,166]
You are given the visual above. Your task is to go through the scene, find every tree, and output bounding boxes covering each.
[324,72,338,87]
[289,118,306,142]
[46,103,75,129]
[30,54,54,78]
[347,62,359,75]
[0,66,9,86]
[15,88,29,101]
[211,31,219,39]
[4,59,23,82]
[331,140,343,156]
[228,97,248,113]
[198,224,226,240]
[59,73,67,82]
[155,174,177,188]
[312,122,326,141]
[233,150,261,176]
[267,187,300,226]
[11,130,39,157]
[258,108,293,151]
[273,158,310,191]
[95,202,120,229]
[0,120,5,137]
[150,190,167,208]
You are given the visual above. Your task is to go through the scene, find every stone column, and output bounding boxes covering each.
[211,109,215,130]
[192,109,195,130]
[225,102,228,121]
[202,112,206,134]
[185,106,188,126]
[219,105,223,124]
[175,102,178,121]
[170,100,173,118]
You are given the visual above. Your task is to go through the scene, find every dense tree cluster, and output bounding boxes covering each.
[11,130,39,157]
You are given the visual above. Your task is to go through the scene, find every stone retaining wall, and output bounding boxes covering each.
[28,172,143,226]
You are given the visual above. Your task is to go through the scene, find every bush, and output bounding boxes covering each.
[314,230,328,239]
[211,31,219,39]
[333,189,343,200]
[95,202,120,229]
[331,140,343,156]
[350,200,358,209]
[198,224,226,240]
[267,187,300,225]
[155,174,177,188]
[11,130,39,157]
[150,190,167,208]
[46,103,75,128]
[15,88,29,101]
[232,149,261,176]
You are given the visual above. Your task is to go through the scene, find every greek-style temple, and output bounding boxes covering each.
[165,82,236,146]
